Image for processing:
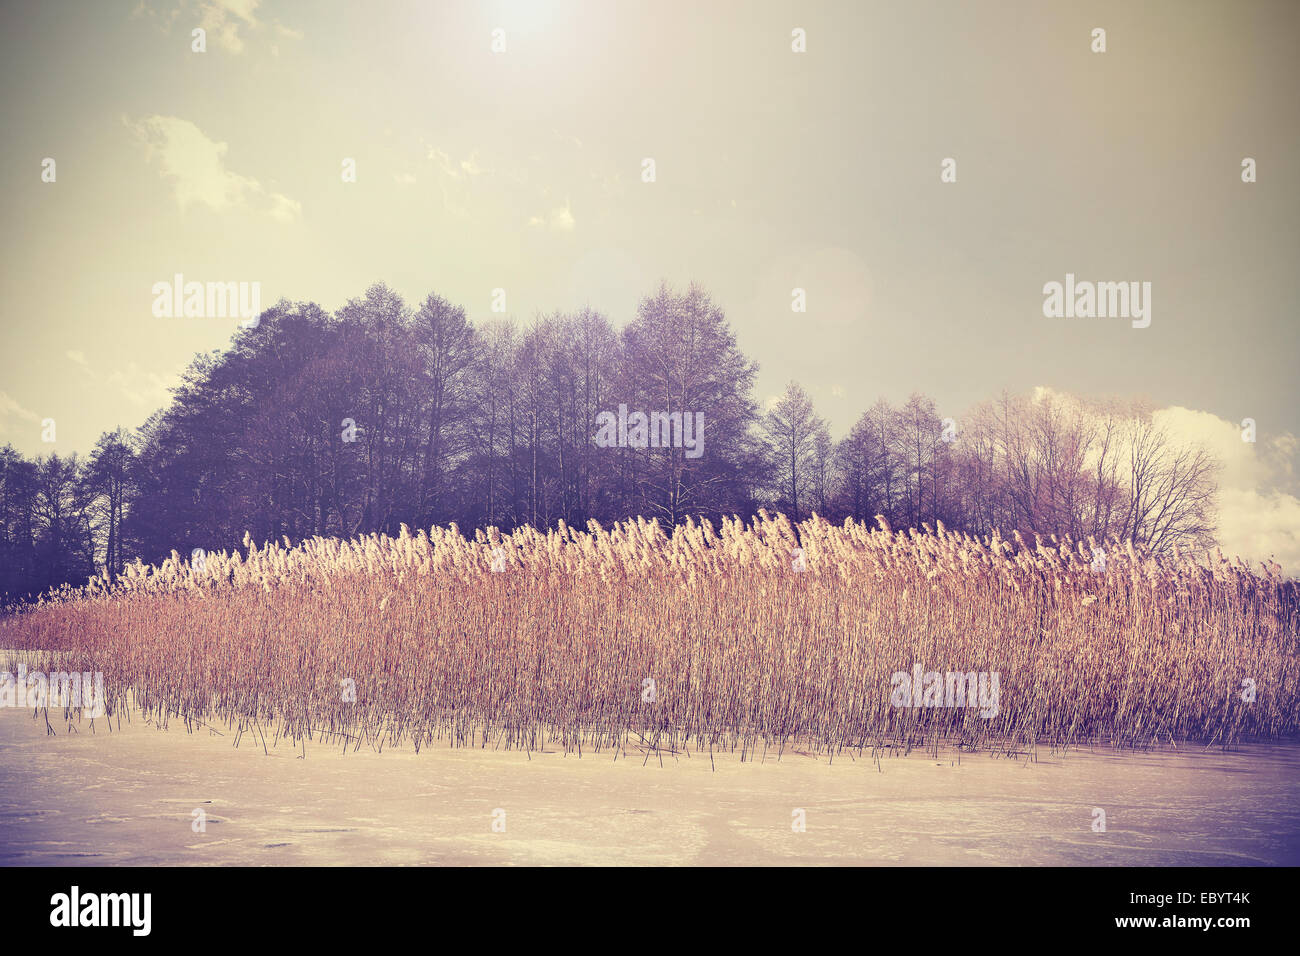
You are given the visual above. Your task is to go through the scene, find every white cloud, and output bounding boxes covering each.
[1023,390,1300,575]
[424,146,487,218]
[0,392,40,437]
[425,142,586,234]
[427,147,486,180]
[1214,487,1300,574]
[133,2,300,56]
[210,0,259,23]
[128,115,300,222]
[1153,405,1300,574]
[529,200,575,233]
[130,0,181,27]
[550,201,575,232]
[65,350,95,384]
[45,352,175,411]
[460,154,484,177]
[198,0,261,54]
[268,192,302,223]
[106,364,175,409]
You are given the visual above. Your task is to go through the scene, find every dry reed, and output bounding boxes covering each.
[2,513,1296,761]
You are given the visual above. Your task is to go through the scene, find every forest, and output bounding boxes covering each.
[0,280,1218,602]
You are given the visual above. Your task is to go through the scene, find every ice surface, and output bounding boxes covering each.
[2,706,1296,866]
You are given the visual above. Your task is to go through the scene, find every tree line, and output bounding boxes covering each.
[0,281,1218,602]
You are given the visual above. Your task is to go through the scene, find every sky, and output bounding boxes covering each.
[0,0,1297,567]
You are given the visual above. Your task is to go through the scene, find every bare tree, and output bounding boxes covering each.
[958,391,1219,553]
[1115,412,1219,554]
[763,381,827,521]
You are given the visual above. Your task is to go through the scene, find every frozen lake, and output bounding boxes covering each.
[1,706,1297,866]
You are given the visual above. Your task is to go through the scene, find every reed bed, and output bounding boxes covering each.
[2,513,1297,761]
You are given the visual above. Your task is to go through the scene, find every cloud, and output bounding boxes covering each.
[530,200,575,233]
[426,147,486,180]
[132,2,300,56]
[424,146,487,218]
[0,392,40,437]
[130,0,181,27]
[65,350,96,384]
[459,154,484,177]
[550,201,575,232]
[209,0,259,22]
[422,138,600,235]
[1153,405,1300,574]
[1024,390,1300,575]
[268,192,302,223]
[128,115,300,221]
[128,114,256,211]
[552,130,583,150]
[1214,487,1300,574]
[198,0,260,54]
[106,364,175,409]
[58,349,175,410]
